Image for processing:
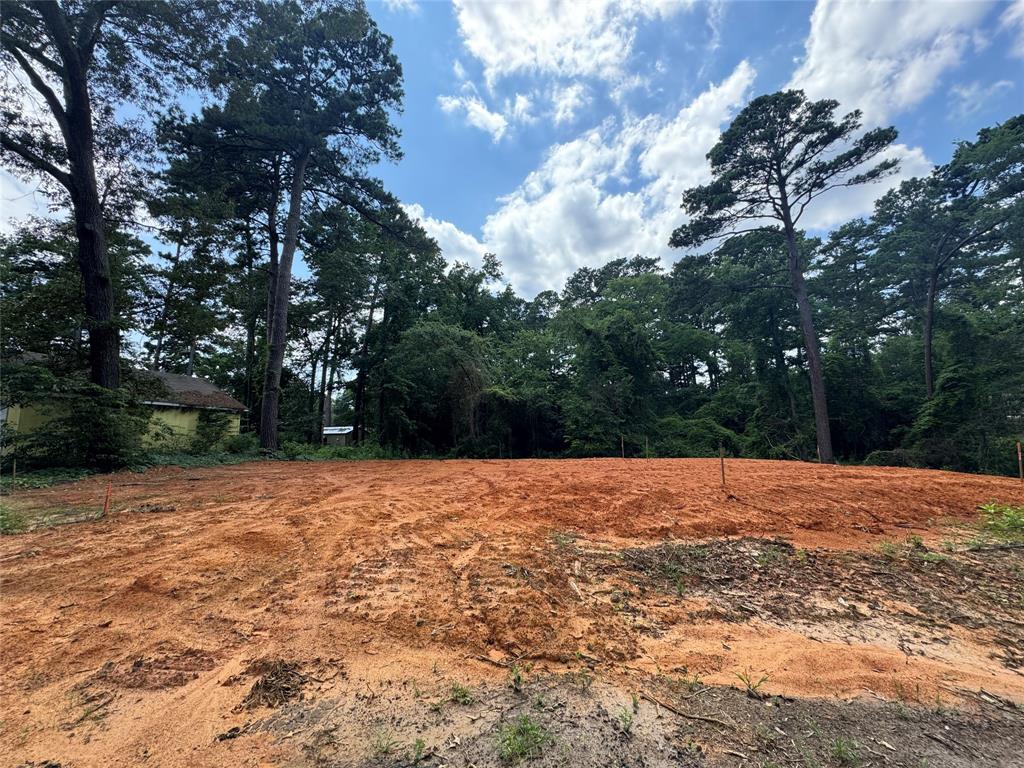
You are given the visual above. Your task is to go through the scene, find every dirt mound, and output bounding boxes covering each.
[1,458,1022,767]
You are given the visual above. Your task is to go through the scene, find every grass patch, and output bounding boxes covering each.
[0,466,94,491]
[0,504,27,534]
[830,736,861,766]
[497,715,553,764]
[448,682,475,705]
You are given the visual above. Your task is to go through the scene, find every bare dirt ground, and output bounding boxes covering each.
[1,458,1023,768]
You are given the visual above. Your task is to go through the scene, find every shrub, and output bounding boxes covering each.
[3,366,150,471]
[222,432,259,455]
[863,449,914,467]
[189,411,233,454]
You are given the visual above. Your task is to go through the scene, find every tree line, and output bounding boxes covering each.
[2,2,1022,475]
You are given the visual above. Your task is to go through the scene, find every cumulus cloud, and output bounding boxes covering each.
[551,83,591,125]
[1001,0,1024,57]
[451,0,689,86]
[438,93,508,141]
[789,0,991,125]
[415,57,938,297]
[404,203,488,266]
[419,61,757,295]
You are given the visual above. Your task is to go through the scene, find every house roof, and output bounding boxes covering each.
[140,371,247,412]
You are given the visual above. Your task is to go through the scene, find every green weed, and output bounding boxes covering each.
[0,505,26,534]
[830,737,861,766]
[497,715,553,763]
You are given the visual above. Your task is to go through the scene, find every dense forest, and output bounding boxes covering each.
[2,1,1022,476]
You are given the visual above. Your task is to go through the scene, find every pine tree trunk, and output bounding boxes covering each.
[151,241,181,370]
[259,151,311,450]
[923,271,938,399]
[784,228,834,464]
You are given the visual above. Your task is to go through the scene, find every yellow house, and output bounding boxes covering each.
[2,370,246,447]
[140,371,247,445]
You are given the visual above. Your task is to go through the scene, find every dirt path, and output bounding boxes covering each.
[1,459,1022,767]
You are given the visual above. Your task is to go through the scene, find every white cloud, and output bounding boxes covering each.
[451,0,690,87]
[418,61,755,295]
[789,0,992,125]
[798,144,934,231]
[381,0,418,13]
[1001,0,1024,57]
[949,79,1015,118]
[507,93,536,124]
[438,93,509,141]
[551,83,590,125]
[415,57,937,297]
[404,203,488,266]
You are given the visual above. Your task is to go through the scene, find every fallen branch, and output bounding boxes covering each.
[639,691,735,730]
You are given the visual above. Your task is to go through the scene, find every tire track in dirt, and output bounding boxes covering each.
[1,458,1022,767]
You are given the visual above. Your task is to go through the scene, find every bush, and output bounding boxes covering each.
[3,366,150,471]
[222,432,259,455]
[863,449,914,467]
[653,415,742,458]
[277,441,394,461]
[189,411,233,454]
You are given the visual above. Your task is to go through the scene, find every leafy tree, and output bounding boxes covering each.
[670,90,899,463]
[171,0,404,450]
[871,115,1023,397]
[1,0,235,387]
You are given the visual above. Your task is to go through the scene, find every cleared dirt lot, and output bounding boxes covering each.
[2,458,1023,767]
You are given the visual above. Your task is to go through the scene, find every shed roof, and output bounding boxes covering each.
[141,371,247,412]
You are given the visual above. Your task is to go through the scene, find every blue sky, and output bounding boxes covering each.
[2,0,1021,300]
[366,0,1023,297]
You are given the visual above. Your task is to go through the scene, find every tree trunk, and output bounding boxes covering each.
[151,241,182,370]
[353,273,381,444]
[10,4,120,387]
[65,78,118,388]
[784,228,834,464]
[259,150,311,450]
[923,270,938,399]
[316,315,335,443]
[242,223,258,426]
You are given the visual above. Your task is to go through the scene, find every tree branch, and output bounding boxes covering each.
[0,132,73,191]
[6,45,70,139]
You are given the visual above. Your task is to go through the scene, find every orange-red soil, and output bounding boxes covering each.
[1,458,1022,767]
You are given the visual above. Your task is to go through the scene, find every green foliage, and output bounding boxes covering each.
[277,442,395,461]
[190,411,233,454]
[862,450,914,467]
[978,503,1024,542]
[497,715,553,764]
[0,505,27,535]
[830,737,861,766]
[0,467,93,491]
[3,364,151,471]
[222,432,260,455]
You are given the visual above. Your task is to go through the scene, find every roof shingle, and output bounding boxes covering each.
[141,371,247,412]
